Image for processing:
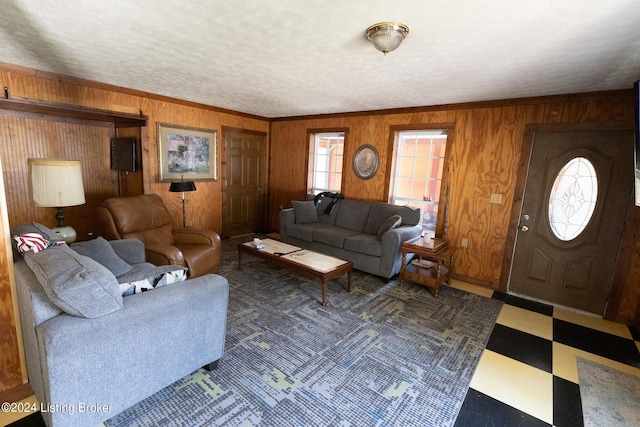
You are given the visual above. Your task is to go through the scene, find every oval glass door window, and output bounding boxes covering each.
[548,157,598,241]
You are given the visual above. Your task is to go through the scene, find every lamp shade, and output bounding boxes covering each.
[28,158,86,207]
[169,181,196,192]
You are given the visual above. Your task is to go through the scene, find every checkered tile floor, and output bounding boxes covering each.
[451,281,640,427]
[4,281,640,427]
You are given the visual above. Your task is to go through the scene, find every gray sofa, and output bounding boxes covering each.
[279,197,422,278]
[12,223,229,427]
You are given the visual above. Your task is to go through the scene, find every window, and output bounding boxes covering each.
[548,157,598,241]
[390,130,448,235]
[308,132,344,194]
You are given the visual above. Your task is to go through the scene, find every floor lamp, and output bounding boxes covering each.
[169,176,197,227]
[28,158,86,243]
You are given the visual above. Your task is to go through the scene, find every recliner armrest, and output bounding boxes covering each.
[144,242,186,267]
[173,227,221,246]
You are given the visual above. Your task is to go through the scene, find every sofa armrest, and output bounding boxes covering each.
[378,224,422,278]
[173,227,221,246]
[279,208,296,240]
[108,238,146,264]
[381,224,422,247]
[144,242,186,267]
[35,274,229,427]
[382,224,422,248]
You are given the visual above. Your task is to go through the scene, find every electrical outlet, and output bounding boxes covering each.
[461,238,469,248]
[490,193,503,204]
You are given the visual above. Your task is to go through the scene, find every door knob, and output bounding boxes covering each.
[520,225,529,232]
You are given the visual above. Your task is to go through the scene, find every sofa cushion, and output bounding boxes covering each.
[376,214,402,240]
[344,233,382,257]
[364,203,422,234]
[292,200,319,224]
[23,245,122,318]
[71,237,133,277]
[334,199,371,232]
[287,223,332,242]
[117,265,188,296]
[316,197,339,225]
[313,227,360,248]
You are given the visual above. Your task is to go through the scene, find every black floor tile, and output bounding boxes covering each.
[503,294,554,316]
[455,388,551,427]
[554,318,640,367]
[629,324,640,342]
[486,324,553,372]
[553,376,583,427]
[492,291,507,301]
[5,412,45,427]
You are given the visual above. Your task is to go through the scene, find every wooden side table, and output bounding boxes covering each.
[400,238,455,297]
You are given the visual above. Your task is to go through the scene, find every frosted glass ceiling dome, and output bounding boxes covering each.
[366,22,410,55]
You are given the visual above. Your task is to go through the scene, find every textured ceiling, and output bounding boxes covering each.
[1,0,639,118]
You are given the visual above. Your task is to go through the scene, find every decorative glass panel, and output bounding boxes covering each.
[548,157,598,241]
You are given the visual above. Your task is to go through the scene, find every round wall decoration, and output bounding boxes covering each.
[353,144,379,180]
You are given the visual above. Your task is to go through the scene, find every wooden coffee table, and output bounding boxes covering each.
[237,239,352,305]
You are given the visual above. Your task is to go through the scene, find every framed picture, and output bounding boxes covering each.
[353,144,379,180]
[157,123,217,182]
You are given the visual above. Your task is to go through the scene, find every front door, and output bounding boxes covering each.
[509,130,633,314]
[222,129,267,237]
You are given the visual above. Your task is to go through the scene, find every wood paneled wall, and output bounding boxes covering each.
[0,155,23,395]
[0,66,269,397]
[0,68,269,235]
[0,117,117,240]
[269,92,636,313]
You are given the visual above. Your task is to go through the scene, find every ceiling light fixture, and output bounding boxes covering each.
[366,21,410,55]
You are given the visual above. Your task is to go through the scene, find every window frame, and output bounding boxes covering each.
[306,128,348,195]
[385,124,454,238]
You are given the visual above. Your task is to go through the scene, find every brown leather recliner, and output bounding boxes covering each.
[96,194,221,278]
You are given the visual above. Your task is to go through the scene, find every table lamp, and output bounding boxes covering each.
[28,158,86,243]
[169,175,196,227]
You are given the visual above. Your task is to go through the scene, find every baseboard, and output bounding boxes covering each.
[0,382,33,403]
[451,273,497,289]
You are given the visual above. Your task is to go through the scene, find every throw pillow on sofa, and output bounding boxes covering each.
[117,265,188,296]
[23,245,123,318]
[377,214,402,240]
[71,236,133,277]
[11,222,64,253]
[292,200,319,224]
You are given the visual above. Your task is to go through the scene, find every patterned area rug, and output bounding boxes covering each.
[105,237,503,426]
[577,357,640,427]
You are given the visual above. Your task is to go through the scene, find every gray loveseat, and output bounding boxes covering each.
[279,197,422,279]
[12,223,229,427]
